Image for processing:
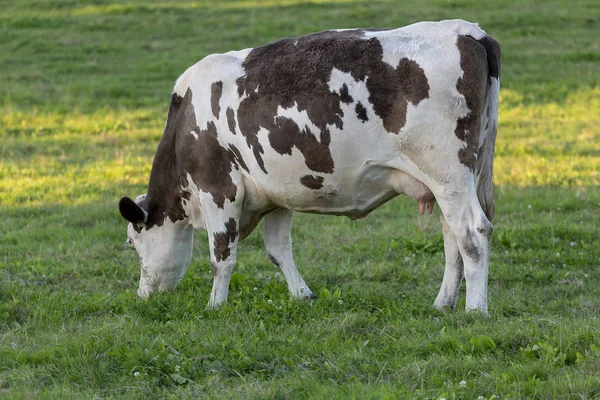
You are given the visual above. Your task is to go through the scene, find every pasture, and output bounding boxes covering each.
[1,0,599,398]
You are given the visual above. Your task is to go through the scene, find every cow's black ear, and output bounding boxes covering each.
[119,196,148,224]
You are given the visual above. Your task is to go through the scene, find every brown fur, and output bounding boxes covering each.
[211,81,223,119]
[226,107,236,135]
[213,218,238,262]
[235,29,430,175]
[455,36,489,171]
[300,175,325,190]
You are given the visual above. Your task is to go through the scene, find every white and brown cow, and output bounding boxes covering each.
[119,20,501,314]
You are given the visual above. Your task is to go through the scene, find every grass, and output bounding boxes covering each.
[1,0,599,398]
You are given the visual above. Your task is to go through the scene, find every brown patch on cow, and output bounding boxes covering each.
[268,119,334,173]
[300,175,324,190]
[228,144,249,172]
[339,83,354,104]
[142,92,195,230]
[226,107,236,135]
[138,87,246,230]
[211,81,223,119]
[355,102,368,122]
[156,88,238,210]
[213,218,238,262]
[182,120,238,208]
[378,58,430,133]
[236,29,430,174]
[455,36,489,170]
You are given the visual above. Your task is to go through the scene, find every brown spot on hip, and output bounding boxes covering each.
[375,58,430,134]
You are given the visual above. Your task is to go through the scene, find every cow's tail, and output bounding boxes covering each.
[475,35,501,222]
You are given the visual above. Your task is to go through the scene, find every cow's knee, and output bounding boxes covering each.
[477,218,493,240]
[205,214,240,309]
[459,218,492,262]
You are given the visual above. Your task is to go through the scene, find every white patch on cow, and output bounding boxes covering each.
[174,48,253,97]
[363,20,486,69]
[327,68,376,124]
[173,48,252,130]
[134,193,146,204]
[189,130,198,140]
[180,176,205,229]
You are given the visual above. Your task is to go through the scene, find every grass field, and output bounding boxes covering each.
[1,0,599,398]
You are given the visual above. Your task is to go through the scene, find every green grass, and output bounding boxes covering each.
[1,0,599,398]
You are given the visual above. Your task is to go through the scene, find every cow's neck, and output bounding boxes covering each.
[144,103,188,229]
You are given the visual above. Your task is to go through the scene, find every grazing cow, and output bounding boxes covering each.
[119,20,501,314]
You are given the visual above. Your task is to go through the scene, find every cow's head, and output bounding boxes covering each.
[119,194,194,298]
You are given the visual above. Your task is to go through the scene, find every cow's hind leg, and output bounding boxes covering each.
[264,208,314,299]
[434,188,493,315]
[433,214,464,310]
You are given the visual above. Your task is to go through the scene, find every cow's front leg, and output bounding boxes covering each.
[264,208,314,299]
[207,217,239,309]
[200,194,242,309]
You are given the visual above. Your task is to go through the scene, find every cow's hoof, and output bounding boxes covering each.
[433,304,455,313]
[466,308,490,317]
[206,301,227,311]
[292,286,314,300]
[304,292,317,300]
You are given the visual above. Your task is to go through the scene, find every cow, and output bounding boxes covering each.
[119,19,501,315]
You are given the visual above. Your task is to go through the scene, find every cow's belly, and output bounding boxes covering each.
[242,163,433,219]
